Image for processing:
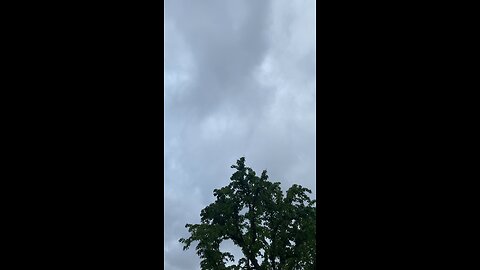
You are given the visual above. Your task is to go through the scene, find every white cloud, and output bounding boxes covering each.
[164,0,316,268]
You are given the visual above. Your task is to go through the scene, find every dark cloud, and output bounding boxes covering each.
[164,1,316,269]
[165,0,271,119]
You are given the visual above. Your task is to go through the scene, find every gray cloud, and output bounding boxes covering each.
[164,1,315,269]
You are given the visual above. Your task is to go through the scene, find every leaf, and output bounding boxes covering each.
[178,157,316,269]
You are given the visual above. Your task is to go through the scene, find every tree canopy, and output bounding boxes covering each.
[179,157,316,270]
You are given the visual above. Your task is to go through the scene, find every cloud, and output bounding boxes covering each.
[164,0,315,269]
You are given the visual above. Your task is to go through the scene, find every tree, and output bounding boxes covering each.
[179,157,316,270]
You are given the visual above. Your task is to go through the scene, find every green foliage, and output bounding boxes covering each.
[179,157,316,270]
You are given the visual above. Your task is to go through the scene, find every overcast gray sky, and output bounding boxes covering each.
[164,0,316,269]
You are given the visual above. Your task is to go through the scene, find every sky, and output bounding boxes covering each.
[164,1,316,269]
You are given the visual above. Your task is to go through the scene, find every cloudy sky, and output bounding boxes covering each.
[164,0,316,269]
